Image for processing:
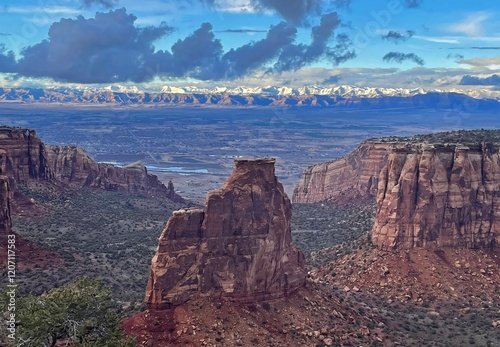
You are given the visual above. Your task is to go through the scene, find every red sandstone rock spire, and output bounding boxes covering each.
[145,158,306,309]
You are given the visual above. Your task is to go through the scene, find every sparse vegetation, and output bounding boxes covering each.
[0,277,135,347]
[7,185,187,308]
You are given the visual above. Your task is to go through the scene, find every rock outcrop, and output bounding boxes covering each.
[0,127,52,192]
[372,143,500,250]
[47,145,184,200]
[0,127,183,201]
[294,131,500,251]
[293,141,398,203]
[0,176,11,234]
[145,158,306,308]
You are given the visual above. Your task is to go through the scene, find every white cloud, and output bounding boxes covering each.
[446,12,491,36]
[413,35,459,44]
[211,0,272,14]
[1,6,80,15]
[458,57,500,68]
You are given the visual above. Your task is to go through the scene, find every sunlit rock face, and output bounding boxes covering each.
[0,127,52,192]
[372,143,500,250]
[293,135,500,251]
[292,141,400,204]
[47,145,183,200]
[146,158,306,309]
[0,127,182,201]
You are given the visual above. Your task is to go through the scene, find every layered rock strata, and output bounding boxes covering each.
[0,127,182,201]
[0,127,52,192]
[0,176,11,234]
[294,134,500,251]
[292,141,400,203]
[145,158,306,309]
[372,143,500,250]
[47,145,183,200]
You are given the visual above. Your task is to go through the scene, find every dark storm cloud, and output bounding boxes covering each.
[383,52,424,66]
[321,74,341,84]
[447,53,464,60]
[4,8,355,83]
[273,12,355,71]
[382,30,414,43]
[406,0,423,8]
[80,0,119,8]
[16,9,174,83]
[155,13,354,80]
[250,0,322,24]
[221,22,297,79]
[162,22,224,80]
[202,0,351,23]
[0,44,16,73]
[459,74,500,86]
[216,29,267,33]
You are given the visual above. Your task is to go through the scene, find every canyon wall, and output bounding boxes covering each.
[0,127,52,192]
[0,127,183,201]
[145,158,306,308]
[0,176,11,234]
[372,143,500,250]
[292,141,399,203]
[294,135,500,250]
[47,145,183,200]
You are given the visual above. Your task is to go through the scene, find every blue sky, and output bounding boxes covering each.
[0,0,499,89]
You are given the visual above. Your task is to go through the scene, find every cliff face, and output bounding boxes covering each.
[0,127,183,201]
[293,142,398,203]
[145,158,306,308]
[47,145,183,200]
[0,127,52,192]
[294,134,500,251]
[0,176,11,234]
[372,144,500,250]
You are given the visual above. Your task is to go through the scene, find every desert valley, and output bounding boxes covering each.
[1,0,500,345]
[0,97,499,346]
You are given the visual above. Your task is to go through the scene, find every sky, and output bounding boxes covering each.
[0,0,499,90]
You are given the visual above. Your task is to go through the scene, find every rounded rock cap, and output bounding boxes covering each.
[234,157,276,166]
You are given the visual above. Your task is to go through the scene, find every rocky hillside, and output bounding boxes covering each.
[294,130,500,250]
[146,158,306,309]
[0,127,183,202]
[1,87,499,110]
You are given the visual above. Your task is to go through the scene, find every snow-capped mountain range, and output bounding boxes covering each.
[1,85,499,109]
[154,85,500,100]
[44,83,500,101]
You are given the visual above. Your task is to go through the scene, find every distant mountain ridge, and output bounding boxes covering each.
[0,86,499,109]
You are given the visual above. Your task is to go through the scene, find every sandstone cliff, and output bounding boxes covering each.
[0,127,183,201]
[0,176,11,234]
[292,141,399,203]
[145,158,306,308]
[47,145,183,200]
[294,131,500,250]
[0,127,52,192]
[372,143,500,250]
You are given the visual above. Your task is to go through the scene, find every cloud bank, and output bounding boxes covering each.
[80,0,119,8]
[0,8,354,83]
[460,74,500,86]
